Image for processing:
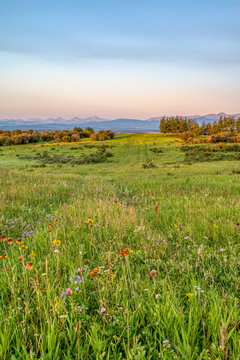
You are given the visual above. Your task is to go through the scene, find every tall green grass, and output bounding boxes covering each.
[0,134,240,359]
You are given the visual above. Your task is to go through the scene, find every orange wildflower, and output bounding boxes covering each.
[93,268,99,274]
[1,254,8,259]
[119,249,130,256]
[89,271,96,278]
[0,234,6,239]
[16,238,22,244]
[7,238,13,245]
[18,256,23,261]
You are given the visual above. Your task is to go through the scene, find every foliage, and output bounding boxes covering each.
[181,144,240,164]
[20,146,113,165]
[91,130,115,141]
[159,115,240,142]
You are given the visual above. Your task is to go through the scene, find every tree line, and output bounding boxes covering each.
[159,116,240,136]
[0,127,115,146]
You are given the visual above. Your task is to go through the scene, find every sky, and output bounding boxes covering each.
[0,0,240,120]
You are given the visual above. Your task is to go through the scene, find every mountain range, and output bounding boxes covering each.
[0,113,239,132]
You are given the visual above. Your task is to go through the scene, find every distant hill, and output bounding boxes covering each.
[0,113,239,132]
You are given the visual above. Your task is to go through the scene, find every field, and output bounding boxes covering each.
[1,133,240,359]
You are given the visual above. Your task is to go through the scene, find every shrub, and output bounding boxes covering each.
[20,146,113,165]
[142,161,157,169]
[91,130,115,141]
[149,147,163,153]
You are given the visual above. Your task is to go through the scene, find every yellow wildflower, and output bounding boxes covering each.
[53,240,61,246]
[30,251,36,258]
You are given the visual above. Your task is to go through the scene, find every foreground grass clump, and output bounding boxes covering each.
[0,133,240,359]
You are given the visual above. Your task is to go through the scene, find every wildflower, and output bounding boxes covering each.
[119,307,123,310]
[42,273,47,276]
[174,224,178,228]
[110,273,116,282]
[156,293,161,298]
[93,268,99,274]
[186,293,193,298]
[20,245,28,250]
[0,234,6,240]
[53,240,61,246]
[163,340,169,344]
[7,238,13,245]
[77,306,82,312]
[150,269,157,277]
[66,288,72,296]
[16,238,22,244]
[236,223,240,226]
[5,268,10,272]
[18,256,23,261]
[26,262,33,270]
[74,276,82,285]
[62,291,66,298]
[220,249,224,252]
[119,249,130,256]
[213,224,218,229]
[30,251,36,258]
[1,254,8,259]
[54,249,60,253]
[54,218,59,223]
[87,217,93,224]
[59,315,67,318]
[89,271,96,278]
[101,307,106,313]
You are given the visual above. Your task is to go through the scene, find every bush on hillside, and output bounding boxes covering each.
[91,130,115,141]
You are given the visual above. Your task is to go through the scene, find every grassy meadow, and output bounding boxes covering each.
[0,133,240,359]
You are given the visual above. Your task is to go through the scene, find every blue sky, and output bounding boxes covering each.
[0,0,239,119]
